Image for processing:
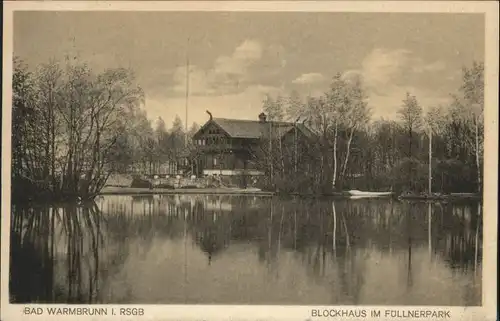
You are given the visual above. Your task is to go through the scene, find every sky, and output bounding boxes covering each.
[13,11,484,129]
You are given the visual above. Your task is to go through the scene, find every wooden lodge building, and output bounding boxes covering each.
[190,111,317,178]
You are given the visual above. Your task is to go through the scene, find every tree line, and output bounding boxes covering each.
[258,62,484,195]
[11,56,483,200]
[108,113,199,176]
[12,57,197,202]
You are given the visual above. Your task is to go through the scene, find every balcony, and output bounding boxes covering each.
[194,142,252,153]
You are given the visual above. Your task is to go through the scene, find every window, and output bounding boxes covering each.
[213,157,218,166]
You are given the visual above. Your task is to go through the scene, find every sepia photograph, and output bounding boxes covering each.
[1,1,498,321]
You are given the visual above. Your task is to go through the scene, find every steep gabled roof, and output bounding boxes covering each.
[212,118,265,139]
[193,117,317,140]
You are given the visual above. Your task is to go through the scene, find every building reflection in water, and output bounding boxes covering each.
[9,195,482,305]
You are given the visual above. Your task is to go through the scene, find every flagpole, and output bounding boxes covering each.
[428,127,432,194]
[184,38,189,302]
[185,37,190,148]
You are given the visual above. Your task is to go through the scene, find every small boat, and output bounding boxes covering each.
[346,190,393,198]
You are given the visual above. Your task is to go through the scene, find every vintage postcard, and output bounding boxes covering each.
[1,1,498,321]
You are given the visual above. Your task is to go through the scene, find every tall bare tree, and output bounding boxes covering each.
[454,62,484,193]
[397,93,423,191]
[12,57,144,201]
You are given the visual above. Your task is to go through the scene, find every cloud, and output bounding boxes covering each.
[341,70,364,83]
[145,85,284,128]
[413,60,446,73]
[368,86,451,120]
[267,44,288,68]
[446,69,462,81]
[170,39,264,97]
[148,39,289,127]
[346,48,448,88]
[171,65,215,96]
[232,39,263,61]
[213,40,262,79]
[292,73,327,85]
[360,48,412,88]
[344,48,452,119]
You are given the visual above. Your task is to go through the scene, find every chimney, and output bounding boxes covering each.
[258,112,267,123]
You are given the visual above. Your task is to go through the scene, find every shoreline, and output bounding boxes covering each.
[13,186,482,201]
[99,186,275,196]
[99,187,481,201]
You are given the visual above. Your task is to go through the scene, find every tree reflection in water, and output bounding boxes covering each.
[10,202,103,303]
[9,195,482,305]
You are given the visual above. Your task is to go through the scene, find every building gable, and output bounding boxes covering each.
[276,123,317,142]
[193,113,319,141]
[193,120,231,140]
[211,118,265,139]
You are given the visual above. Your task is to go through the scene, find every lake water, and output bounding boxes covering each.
[9,195,482,305]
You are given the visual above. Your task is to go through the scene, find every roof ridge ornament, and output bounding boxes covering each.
[206,110,213,121]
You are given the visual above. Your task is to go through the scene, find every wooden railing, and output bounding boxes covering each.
[196,142,252,152]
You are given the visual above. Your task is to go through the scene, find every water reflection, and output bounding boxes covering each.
[10,203,103,303]
[10,196,482,305]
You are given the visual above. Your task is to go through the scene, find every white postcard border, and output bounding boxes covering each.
[2,2,498,321]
